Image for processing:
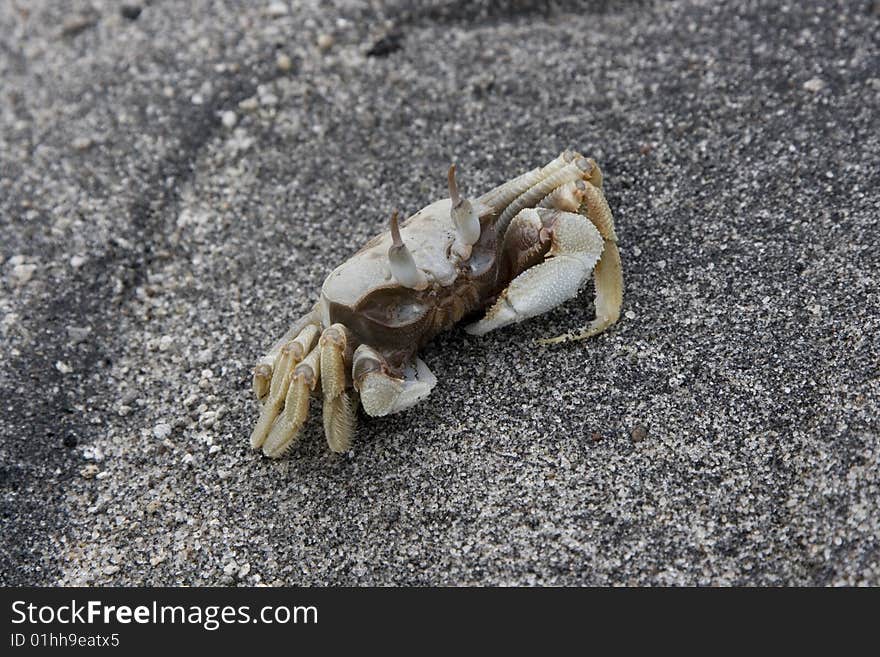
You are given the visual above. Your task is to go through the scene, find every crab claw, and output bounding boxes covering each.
[388,210,428,289]
[448,164,480,254]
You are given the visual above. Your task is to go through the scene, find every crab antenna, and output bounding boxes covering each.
[448,164,480,248]
[388,210,428,289]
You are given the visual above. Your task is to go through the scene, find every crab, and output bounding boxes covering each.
[249,150,623,457]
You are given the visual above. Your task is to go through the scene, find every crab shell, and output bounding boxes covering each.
[319,196,499,372]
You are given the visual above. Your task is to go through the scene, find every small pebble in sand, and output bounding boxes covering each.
[152,423,172,440]
[9,263,37,286]
[239,96,259,112]
[267,2,288,17]
[631,424,648,443]
[317,34,334,51]
[72,136,93,151]
[120,4,142,20]
[276,53,293,71]
[80,464,100,479]
[221,111,238,128]
[803,77,825,92]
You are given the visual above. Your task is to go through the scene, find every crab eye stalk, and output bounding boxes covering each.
[388,210,428,289]
[448,164,480,248]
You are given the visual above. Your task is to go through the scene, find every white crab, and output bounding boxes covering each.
[250,150,623,457]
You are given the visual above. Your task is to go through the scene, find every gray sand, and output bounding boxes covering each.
[1,0,878,586]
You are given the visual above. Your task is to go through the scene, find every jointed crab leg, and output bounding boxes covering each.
[261,346,321,457]
[479,150,573,211]
[496,157,594,237]
[253,308,320,399]
[250,324,319,449]
[538,179,587,213]
[319,324,356,453]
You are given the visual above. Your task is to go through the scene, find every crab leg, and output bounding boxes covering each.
[319,324,357,453]
[352,345,437,417]
[465,208,605,338]
[250,324,319,449]
[538,179,587,213]
[479,150,573,211]
[577,174,617,242]
[495,157,595,238]
[261,346,321,458]
[253,308,321,399]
